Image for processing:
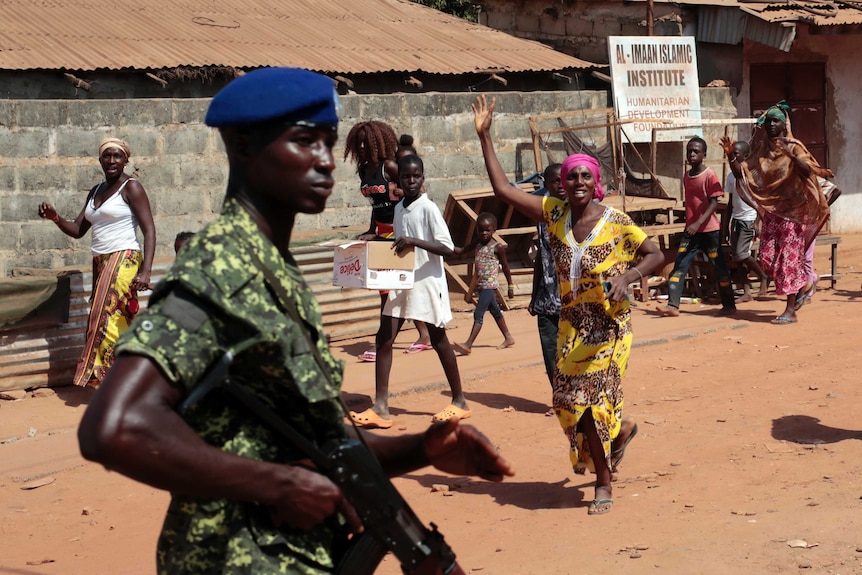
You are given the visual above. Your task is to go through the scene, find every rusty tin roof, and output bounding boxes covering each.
[0,0,597,73]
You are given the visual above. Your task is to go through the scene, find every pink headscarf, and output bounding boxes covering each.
[560,153,605,201]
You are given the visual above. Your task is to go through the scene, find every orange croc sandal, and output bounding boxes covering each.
[348,408,393,429]
[431,404,472,423]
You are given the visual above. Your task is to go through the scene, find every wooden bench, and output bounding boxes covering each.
[745,234,841,289]
[815,234,841,289]
[644,223,686,250]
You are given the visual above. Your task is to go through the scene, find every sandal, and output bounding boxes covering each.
[348,408,393,429]
[404,343,433,354]
[794,285,815,311]
[431,404,472,422]
[611,423,638,471]
[358,350,376,362]
[587,498,614,515]
[771,315,798,325]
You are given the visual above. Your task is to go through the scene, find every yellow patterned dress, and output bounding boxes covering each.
[543,198,646,473]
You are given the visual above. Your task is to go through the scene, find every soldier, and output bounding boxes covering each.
[77,67,513,575]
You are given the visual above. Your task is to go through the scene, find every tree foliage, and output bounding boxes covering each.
[411,0,478,22]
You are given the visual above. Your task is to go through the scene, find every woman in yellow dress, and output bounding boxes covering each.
[472,95,664,515]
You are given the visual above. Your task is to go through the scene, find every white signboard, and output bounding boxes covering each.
[608,36,702,143]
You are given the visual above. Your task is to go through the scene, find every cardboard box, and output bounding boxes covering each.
[332,241,415,290]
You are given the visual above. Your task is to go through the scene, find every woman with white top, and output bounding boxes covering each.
[38,137,156,387]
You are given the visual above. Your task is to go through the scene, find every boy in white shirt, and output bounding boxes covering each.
[722,141,768,301]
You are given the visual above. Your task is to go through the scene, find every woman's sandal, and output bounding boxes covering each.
[611,423,639,471]
[404,343,433,354]
[794,285,815,311]
[358,350,376,362]
[587,498,614,515]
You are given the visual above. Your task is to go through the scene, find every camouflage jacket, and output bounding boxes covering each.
[118,197,347,574]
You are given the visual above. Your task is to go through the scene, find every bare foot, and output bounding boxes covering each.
[453,342,471,355]
[736,294,753,303]
[496,336,515,349]
[658,305,680,317]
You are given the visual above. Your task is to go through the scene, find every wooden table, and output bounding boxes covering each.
[603,194,678,220]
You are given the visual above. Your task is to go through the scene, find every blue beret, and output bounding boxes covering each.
[205,67,339,128]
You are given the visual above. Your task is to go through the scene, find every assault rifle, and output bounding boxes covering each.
[180,351,465,575]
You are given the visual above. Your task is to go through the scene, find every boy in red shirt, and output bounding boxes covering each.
[659,137,736,317]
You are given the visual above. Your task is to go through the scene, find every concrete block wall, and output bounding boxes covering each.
[477,0,685,65]
[1,87,735,276]
[0,90,607,275]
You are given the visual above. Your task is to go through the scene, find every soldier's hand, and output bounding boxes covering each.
[422,419,515,482]
[265,462,363,533]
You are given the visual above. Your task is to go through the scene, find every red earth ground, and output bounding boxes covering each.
[2,235,862,575]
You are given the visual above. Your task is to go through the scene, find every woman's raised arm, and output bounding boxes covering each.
[472,95,543,222]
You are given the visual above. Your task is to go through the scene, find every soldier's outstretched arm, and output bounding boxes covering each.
[78,354,361,531]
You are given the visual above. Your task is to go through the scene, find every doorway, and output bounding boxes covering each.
[749,62,828,167]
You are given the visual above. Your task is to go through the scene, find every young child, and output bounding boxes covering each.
[343,121,415,362]
[529,163,563,415]
[395,133,432,353]
[452,212,515,355]
[174,231,195,255]
[721,141,767,302]
[349,154,469,429]
[659,136,736,316]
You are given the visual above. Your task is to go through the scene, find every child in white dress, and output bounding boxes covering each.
[349,154,470,429]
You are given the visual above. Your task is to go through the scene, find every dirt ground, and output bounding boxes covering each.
[3,235,862,575]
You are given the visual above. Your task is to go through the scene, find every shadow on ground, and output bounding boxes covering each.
[400,473,588,511]
[772,415,862,444]
[53,384,95,408]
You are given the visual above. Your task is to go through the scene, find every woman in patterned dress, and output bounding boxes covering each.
[38,138,155,387]
[473,95,664,515]
[720,100,832,324]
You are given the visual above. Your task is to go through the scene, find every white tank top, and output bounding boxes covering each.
[84,179,142,255]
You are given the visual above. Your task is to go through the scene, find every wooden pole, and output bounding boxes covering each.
[651,127,658,196]
[647,0,655,35]
[529,117,542,174]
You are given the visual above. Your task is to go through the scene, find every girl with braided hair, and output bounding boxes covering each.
[344,121,400,240]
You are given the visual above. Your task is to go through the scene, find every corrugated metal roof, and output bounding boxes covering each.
[698,5,797,51]
[639,0,862,26]
[0,0,597,73]
[739,2,862,25]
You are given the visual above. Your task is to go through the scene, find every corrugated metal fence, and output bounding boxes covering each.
[0,245,380,392]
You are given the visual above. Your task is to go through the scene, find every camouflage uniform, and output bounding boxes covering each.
[118,197,347,574]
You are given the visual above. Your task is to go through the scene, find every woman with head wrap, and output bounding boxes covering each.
[473,94,665,515]
[720,100,832,324]
[38,137,156,387]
